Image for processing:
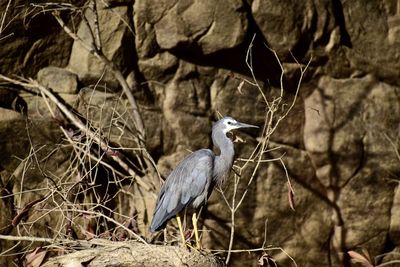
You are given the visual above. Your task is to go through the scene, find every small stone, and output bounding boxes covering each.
[37,66,78,94]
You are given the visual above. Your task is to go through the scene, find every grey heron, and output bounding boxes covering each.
[150,116,258,248]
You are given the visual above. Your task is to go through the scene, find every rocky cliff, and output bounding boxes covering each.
[0,0,399,266]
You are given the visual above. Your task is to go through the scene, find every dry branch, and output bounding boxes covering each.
[222,35,310,265]
[52,7,145,143]
[51,1,161,191]
[0,0,14,41]
[0,74,150,193]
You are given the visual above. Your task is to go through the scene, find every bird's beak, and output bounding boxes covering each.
[235,121,259,129]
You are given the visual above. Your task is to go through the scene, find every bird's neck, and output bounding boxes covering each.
[212,130,234,186]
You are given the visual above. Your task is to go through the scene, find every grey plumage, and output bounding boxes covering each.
[150,116,257,232]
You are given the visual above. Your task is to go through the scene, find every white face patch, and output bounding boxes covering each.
[222,118,238,133]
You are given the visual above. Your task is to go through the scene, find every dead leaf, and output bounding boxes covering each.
[12,197,45,227]
[258,253,277,267]
[99,230,110,239]
[106,149,119,157]
[348,250,374,267]
[230,132,245,144]
[57,247,65,256]
[287,181,295,211]
[227,71,235,78]
[361,247,373,263]
[24,247,47,267]
[79,224,95,240]
[237,80,245,94]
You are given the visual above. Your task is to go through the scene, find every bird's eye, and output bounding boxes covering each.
[227,121,232,125]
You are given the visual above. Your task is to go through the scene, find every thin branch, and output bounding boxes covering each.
[0,74,150,192]
[383,133,400,162]
[212,246,298,267]
[0,0,12,34]
[52,11,146,144]
[245,34,269,106]
[377,261,400,267]
[53,11,94,53]
[223,39,309,266]
[0,234,147,248]
[225,172,239,264]
[60,208,148,245]
[88,0,102,50]
[0,0,15,41]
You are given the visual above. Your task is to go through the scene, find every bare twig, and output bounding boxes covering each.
[51,2,161,193]
[52,9,145,143]
[0,0,15,41]
[0,74,150,192]
[383,133,400,162]
[0,234,148,248]
[0,0,11,33]
[223,35,310,265]
[91,0,101,50]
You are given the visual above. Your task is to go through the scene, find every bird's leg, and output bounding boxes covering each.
[192,212,201,249]
[176,215,187,248]
[163,228,168,245]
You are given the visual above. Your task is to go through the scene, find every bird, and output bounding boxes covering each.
[149,116,258,249]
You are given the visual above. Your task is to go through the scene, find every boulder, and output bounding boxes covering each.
[342,0,400,83]
[37,66,78,94]
[251,0,338,60]
[134,0,247,56]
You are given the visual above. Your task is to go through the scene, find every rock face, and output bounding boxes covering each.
[67,2,135,88]
[0,0,75,77]
[1,0,400,266]
[135,0,247,56]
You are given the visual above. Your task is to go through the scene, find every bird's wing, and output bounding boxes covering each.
[150,149,214,232]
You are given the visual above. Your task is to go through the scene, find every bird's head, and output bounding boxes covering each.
[215,116,258,134]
